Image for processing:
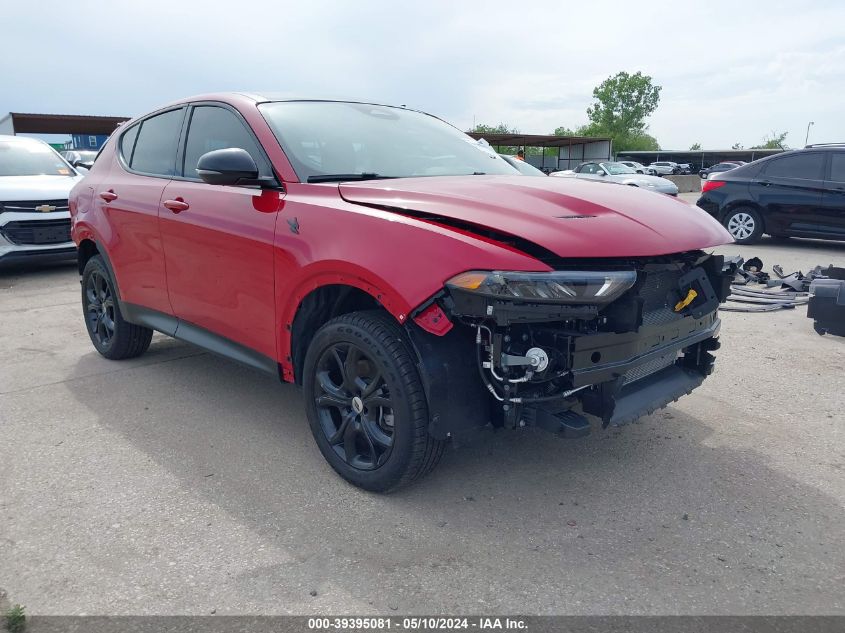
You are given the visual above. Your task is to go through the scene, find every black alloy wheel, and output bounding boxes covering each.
[303,311,445,492]
[85,269,116,348]
[81,255,153,359]
[314,341,395,470]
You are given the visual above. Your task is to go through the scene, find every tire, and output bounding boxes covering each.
[303,310,445,492]
[723,206,764,244]
[81,255,153,360]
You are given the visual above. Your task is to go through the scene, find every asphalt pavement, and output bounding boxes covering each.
[1,228,844,615]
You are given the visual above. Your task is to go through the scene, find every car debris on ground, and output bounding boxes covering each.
[721,257,845,337]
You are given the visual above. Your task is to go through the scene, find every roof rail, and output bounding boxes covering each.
[804,142,845,148]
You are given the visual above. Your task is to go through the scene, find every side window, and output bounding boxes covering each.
[181,106,270,179]
[829,153,845,182]
[763,153,824,180]
[119,124,140,165]
[580,163,596,174]
[130,108,184,176]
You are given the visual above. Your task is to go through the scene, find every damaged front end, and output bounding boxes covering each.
[406,251,736,439]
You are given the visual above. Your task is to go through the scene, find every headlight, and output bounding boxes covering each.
[446,270,637,304]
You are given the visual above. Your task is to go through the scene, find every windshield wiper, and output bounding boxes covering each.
[307,172,395,183]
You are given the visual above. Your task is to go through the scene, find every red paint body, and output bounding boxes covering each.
[71,93,732,382]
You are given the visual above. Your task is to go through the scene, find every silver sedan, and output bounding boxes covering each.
[550,161,679,195]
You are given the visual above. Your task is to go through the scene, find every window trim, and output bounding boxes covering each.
[173,100,279,187]
[826,151,845,183]
[116,106,187,179]
[762,151,826,181]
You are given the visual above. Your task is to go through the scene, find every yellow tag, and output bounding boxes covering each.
[674,288,698,312]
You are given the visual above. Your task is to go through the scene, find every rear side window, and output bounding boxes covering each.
[130,108,184,176]
[181,106,270,179]
[119,124,139,164]
[763,153,824,180]
[829,153,845,182]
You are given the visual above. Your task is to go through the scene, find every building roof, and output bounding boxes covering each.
[1,112,130,135]
[618,149,784,156]
[466,132,612,148]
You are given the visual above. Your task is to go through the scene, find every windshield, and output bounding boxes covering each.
[0,139,74,176]
[259,101,517,181]
[500,155,545,176]
[603,162,637,175]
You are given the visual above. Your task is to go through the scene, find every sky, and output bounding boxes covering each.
[2,0,844,150]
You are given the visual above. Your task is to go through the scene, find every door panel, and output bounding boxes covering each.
[820,153,845,237]
[97,165,172,314]
[159,181,283,359]
[752,152,826,235]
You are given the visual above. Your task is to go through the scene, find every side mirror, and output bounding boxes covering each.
[597,170,607,176]
[197,148,264,186]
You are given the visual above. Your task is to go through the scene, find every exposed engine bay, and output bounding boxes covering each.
[409,250,737,439]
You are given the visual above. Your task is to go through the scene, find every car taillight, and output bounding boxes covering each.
[702,180,727,193]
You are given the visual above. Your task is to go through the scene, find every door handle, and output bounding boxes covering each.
[163,198,190,213]
[99,190,118,202]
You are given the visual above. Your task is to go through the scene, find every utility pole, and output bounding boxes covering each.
[805,121,814,146]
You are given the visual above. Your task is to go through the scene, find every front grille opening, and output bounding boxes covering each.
[1,219,72,245]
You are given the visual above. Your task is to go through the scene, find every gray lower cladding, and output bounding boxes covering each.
[120,302,280,377]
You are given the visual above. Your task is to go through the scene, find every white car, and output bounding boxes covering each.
[0,135,84,265]
[618,160,656,175]
[550,161,679,195]
[648,161,680,176]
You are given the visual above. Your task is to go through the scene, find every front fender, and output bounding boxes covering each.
[275,262,415,382]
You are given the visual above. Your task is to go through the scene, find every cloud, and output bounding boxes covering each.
[2,0,844,148]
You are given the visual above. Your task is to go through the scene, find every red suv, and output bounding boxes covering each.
[70,94,734,491]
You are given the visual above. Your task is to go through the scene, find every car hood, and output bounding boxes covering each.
[338,175,731,258]
[0,174,83,200]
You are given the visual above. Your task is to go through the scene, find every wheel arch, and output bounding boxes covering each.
[77,238,99,275]
[284,281,408,384]
[75,236,124,304]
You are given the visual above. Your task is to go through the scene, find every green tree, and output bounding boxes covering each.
[554,72,662,153]
[470,122,544,156]
[586,71,662,139]
[689,142,702,151]
[553,125,586,137]
[471,122,519,134]
[751,131,788,150]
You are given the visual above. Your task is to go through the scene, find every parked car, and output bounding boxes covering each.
[551,161,679,195]
[699,162,739,179]
[618,160,656,175]
[677,163,692,175]
[61,149,98,171]
[0,135,83,265]
[697,146,845,243]
[648,161,680,175]
[499,154,547,176]
[70,94,734,491]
